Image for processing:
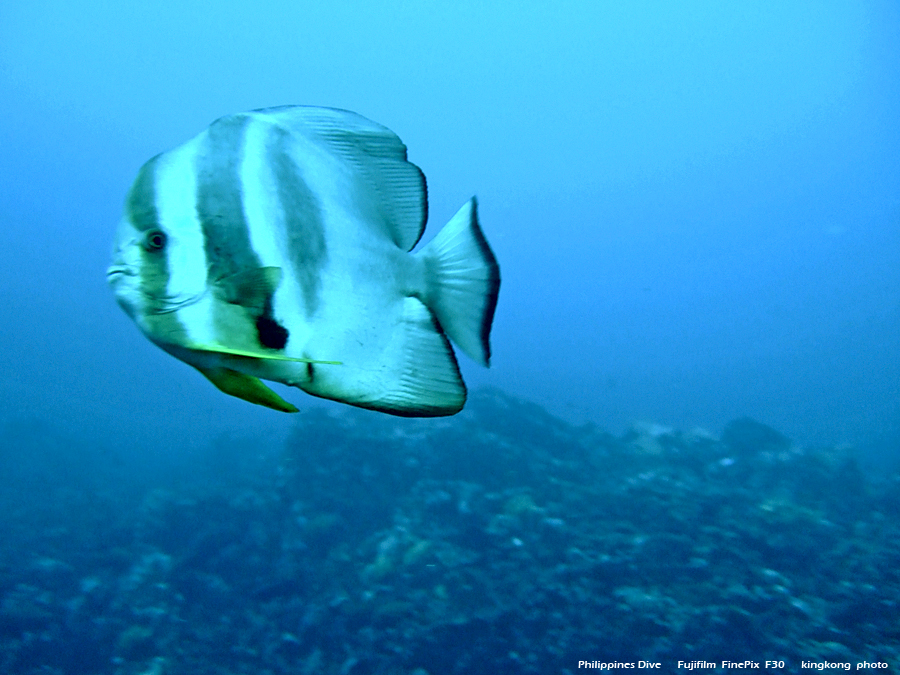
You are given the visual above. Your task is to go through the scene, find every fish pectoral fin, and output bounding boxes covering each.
[195,366,299,413]
[187,342,342,365]
[213,266,283,313]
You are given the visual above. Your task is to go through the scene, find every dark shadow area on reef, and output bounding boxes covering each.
[0,389,898,674]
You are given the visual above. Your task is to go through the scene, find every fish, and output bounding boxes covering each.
[107,106,500,417]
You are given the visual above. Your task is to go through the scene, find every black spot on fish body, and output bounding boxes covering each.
[256,315,289,349]
[253,293,289,349]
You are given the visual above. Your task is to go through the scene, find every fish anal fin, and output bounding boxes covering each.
[196,366,299,413]
[364,297,465,416]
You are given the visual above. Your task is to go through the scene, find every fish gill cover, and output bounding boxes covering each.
[0,389,898,674]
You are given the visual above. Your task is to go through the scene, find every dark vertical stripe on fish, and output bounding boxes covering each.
[196,114,290,350]
[127,154,170,304]
[128,153,191,347]
[196,114,263,282]
[127,153,162,232]
[268,125,327,317]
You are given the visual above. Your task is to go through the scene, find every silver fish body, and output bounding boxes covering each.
[108,106,500,416]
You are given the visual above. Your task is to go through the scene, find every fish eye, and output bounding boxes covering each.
[144,229,167,251]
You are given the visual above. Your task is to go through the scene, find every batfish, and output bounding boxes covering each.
[107,106,500,416]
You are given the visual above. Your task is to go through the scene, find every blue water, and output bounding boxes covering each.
[0,2,898,672]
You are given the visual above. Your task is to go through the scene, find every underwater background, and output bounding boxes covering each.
[1,1,898,673]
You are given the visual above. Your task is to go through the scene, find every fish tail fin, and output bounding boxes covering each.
[418,198,500,366]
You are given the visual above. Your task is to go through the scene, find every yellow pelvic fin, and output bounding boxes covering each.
[187,342,342,365]
[196,366,299,413]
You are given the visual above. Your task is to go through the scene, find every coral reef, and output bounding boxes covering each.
[0,390,897,674]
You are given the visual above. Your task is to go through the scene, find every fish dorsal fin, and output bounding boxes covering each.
[187,341,342,365]
[195,366,299,413]
[252,106,427,252]
[213,267,282,313]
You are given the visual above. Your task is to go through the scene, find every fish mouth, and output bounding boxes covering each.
[106,264,136,282]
